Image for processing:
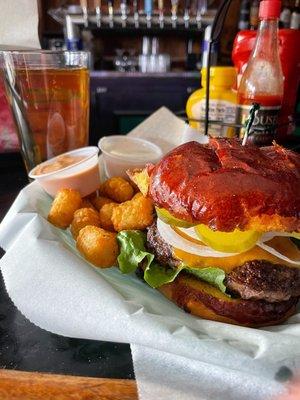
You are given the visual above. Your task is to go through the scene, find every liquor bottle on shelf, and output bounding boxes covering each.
[237,0,284,146]
[120,0,127,27]
[133,0,139,27]
[196,0,207,28]
[238,0,250,30]
[184,0,191,28]
[171,0,179,28]
[290,0,300,28]
[250,0,259,29]
[279,0,292,27]
[94,0,101,27]
[145,0,153,27]
[158,0,164,27]
[108,0,114,27]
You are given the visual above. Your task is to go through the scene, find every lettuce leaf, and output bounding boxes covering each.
[116,230,228,293]
[117,230,154,274]
[187,268,227,294]
[144,262,227,293]
[144,263,183,288]
[117,230,180,287]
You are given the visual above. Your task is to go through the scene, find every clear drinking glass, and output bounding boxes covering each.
[0,50,89,172]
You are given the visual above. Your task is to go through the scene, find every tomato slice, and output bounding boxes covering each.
[156,207,196,228]
[195,224,261,253]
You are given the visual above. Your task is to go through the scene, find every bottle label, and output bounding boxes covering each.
[191,100,237,137]
[237,104,281,146]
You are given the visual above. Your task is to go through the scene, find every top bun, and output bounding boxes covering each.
[148,138,300,232]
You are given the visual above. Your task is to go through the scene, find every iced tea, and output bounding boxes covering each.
[1,51,89,171]
[12,67,89,161]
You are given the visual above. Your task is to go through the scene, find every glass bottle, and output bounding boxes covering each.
[237,0,284,146]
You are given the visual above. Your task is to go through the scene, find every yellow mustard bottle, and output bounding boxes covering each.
[186,67,237,137]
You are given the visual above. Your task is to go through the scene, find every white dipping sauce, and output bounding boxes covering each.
[98,135,163,178]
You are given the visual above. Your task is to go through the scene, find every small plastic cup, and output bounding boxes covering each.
[29,147,100,197]
[98,136,163,179]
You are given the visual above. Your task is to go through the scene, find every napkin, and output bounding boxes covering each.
[1,108,300,400]
[0,0,40,49]
[128,106,186,152]
[131,344,285,400]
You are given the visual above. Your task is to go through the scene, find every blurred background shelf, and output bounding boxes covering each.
[39,0,241,70]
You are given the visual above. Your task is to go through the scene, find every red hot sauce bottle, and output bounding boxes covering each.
[237,0,284,146]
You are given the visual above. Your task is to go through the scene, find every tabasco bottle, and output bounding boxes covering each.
[237,0,284,146]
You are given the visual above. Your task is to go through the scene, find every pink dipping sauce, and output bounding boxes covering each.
[29,147,100,197]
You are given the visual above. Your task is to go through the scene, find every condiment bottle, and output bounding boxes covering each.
[232,29,300,142]
[186,67,237,137]
[237,0,284,146]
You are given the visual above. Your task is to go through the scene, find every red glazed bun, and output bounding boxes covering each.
[148,138,300,233]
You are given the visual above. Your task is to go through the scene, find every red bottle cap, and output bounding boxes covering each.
[259,0,281,19]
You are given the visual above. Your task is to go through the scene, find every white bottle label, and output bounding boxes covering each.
[191,99,237,137]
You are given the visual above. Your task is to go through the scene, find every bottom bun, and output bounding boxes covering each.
[157,272,298,327]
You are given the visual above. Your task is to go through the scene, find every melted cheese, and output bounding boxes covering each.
[173,237,300,273]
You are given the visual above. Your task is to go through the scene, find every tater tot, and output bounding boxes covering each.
[76,226,119,268]
[99,202,119,231]
[71,208,101,239]
[90,195,115,211]
[112,195,154,231]
[132,192,143,201]
[48,189,82,229]
[102,177,134,203]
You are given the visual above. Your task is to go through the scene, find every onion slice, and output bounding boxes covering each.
[261,231,300,242]
[257,241,300,266]
[176,226,200,241]
[158,219,300,264]
[260,232,276,242]
[157,219,237,258]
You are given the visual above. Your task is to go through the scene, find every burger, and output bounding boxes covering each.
[118,138,300,327]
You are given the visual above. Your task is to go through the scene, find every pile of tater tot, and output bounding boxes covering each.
[47,176,154,268]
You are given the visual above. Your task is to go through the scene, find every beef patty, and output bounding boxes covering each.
[146,221,181,268]
[225,261,300,302]
[146,221,300,303]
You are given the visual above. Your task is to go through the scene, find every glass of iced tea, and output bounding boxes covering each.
[0,51,89,172]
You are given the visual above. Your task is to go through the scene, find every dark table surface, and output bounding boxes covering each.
[0,152,134,379]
